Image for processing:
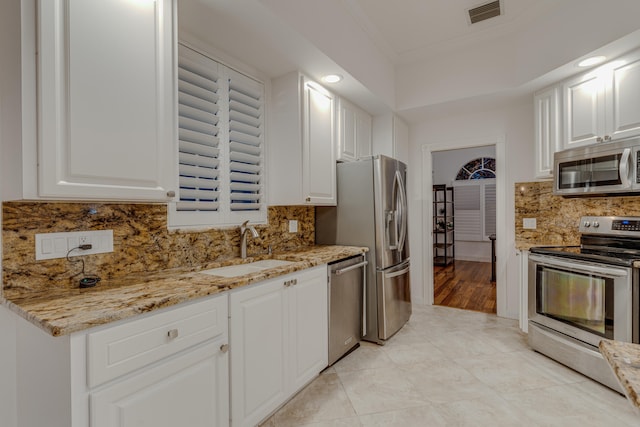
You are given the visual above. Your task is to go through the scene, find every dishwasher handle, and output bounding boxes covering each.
[333,260,368,275]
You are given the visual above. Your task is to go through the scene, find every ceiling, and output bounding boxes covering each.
[181,0,640,122]
[341,0,555,65]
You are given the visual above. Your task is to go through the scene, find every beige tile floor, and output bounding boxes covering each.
[262,304,639,426]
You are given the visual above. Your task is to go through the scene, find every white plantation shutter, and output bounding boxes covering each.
[454,184,482,241]
[176,46,221,212]
[453,179,496,241]
[227,69,264,213]
[484,183,496,237]
[169,44,266,228]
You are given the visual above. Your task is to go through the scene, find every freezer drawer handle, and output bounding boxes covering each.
[334,260,368,275]
[384,266,410,279]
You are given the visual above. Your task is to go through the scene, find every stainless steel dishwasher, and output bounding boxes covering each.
[328,254,367,365]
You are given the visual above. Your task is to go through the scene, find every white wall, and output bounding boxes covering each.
[407,96,534,319]
[0,1,21,426]
[0,1,22,427]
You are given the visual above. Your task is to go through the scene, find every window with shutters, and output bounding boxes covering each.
[453,157,496,241]
[169,44,266,228]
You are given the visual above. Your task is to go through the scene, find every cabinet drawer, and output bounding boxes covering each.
[87,294,228,388]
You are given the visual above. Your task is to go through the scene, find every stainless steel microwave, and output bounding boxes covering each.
[554,137,640,196]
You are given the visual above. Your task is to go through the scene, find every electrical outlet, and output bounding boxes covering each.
[523,218,537,229]
[35,230,114,260]
[288,220,298,233]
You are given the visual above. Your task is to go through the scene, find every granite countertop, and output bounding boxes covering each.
[1,245,367,337]
[599,339,640,411]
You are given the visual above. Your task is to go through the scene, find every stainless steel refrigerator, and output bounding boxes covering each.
[316,155,411,343]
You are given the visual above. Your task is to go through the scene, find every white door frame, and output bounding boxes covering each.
[421,136,507,317]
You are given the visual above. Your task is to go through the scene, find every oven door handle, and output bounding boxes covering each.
[529,254,630,278]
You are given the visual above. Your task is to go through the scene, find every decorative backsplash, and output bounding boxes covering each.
[515,181,640,247]
[2,202,314,293]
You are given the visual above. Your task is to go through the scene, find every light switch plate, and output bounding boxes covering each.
[288,220,298,233]
[35,230,114,260]
[523,218,537,229]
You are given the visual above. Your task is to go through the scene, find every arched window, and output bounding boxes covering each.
[455,157,496,180]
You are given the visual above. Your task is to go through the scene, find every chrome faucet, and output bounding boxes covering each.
[240,220,259,259]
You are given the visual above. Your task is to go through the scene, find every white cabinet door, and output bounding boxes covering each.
[357,112,373,159]
[607,50,640,141]
[534,86,561,178]
[230,266,329,426]
[269,72,336,206]
[302,79,336,205]
[337,97,372,162]
[562,72,606,149]
[288,266,328,392]
[230,279,288,427]
[372,113,409,163]
[37,0,176,201]
[91,340,228,427]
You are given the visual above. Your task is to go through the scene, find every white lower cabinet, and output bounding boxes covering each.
[230,265,328,427]
[91,340,227,427]
[14,294,229,427]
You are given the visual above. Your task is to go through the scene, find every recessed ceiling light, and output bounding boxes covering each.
[578,56,607,67]
[322,74,343,84]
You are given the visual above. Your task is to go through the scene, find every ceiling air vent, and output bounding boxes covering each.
[468,0,502,24]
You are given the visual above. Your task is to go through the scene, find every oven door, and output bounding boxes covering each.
[528,254,633,347]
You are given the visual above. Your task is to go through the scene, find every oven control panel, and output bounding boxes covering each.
[612,219,640,232]
[580,216,640,234]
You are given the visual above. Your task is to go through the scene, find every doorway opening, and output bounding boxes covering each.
[432,147,496,313]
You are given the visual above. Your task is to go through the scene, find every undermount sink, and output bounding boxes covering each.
[200,259,294,278]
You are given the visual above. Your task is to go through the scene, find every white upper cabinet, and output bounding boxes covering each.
[37,0,176,201]
[606,50,640,141]
[336,97,372,162]
[372,113,409,164]
[562,71,607,148]
[563,49,640,149]
[534,86,561,178]
[269,72,337,206]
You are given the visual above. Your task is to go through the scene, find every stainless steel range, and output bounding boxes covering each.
[528,216,640,393]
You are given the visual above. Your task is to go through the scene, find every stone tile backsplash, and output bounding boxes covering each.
[2,202,314,292]
[515,180,640,247]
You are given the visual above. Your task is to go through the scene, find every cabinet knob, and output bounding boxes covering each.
[596,137,604,143]
[220,343,229,353]
[167,328,179,340]
[305,196,311,202]
[604,135,612,141]
[166,190,176,198]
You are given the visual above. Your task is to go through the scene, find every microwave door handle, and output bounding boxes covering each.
[620,148,632,188]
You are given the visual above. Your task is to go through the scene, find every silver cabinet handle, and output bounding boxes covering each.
[604,135,612,141]
[284,279,298,287]
[220,343,229,353]
[167,329,179,340]
[596,137,603,143]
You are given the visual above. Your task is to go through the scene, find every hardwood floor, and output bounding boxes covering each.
[433,260,496,314]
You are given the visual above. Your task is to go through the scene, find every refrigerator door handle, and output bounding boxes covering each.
[388,171,403,251]
[384,265,410,279]
[396,170,408,254]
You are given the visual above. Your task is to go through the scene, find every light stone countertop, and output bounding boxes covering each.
[1,245,367,337]
[599,339,640,412]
